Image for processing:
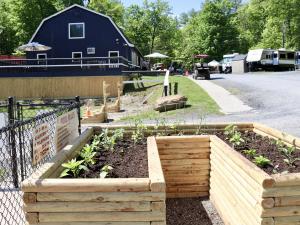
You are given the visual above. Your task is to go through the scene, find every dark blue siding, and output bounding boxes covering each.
[29,6,132,60]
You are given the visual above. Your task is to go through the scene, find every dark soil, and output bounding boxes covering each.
[167,198,216,225]
[80,138,148,178]
[215,131,300,174]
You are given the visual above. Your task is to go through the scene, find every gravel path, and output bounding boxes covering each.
[204,71,300,136]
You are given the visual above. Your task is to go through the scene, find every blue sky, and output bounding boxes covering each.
[122,0,203,15]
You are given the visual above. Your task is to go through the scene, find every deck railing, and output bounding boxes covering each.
[0,56,139,76]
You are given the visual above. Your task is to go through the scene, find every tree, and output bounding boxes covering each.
[88,0,124,25]
[124,0,178,56]
[179,0,240,67]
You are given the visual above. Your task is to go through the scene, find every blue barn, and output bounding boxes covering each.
[0,4,142,77]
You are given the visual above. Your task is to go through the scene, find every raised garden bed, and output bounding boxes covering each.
[22,123,300,225]
[22,128,166,225]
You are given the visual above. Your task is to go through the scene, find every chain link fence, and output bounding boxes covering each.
[0,98,81,225]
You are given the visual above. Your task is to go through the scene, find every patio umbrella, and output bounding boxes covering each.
[18,42,52,52]
[144,52,169,58]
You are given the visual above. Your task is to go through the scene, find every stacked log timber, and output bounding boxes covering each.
[22,130,166,225]
[156,136,211,198]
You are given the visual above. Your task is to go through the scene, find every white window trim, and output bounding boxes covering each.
[72,52,82,58]
[37,53,47,59]
[69,22,85,39]
[109,51,119,68]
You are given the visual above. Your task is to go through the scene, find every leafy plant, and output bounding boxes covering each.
[0,168,5,181]
[100,165,113,179]
[242,149,257,157]
[132,119,147,144]
[99,128,124,151]
[276,139,300,167]
[253,156,271,168]
[229,132,245,147]
[80,144,97,166]
[224,124,238,138]
[60,159,88,178]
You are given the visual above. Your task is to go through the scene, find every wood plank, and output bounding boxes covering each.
[23,193,37,204]
[157,142,210,149]
[167,186,209,193]
[158,148,210,155]
[159,152,210,160]
[272,173,300,187]
[25,202,151,213]
[161,159,210,166]
[147,137,165,192]
[22,178,150,193]
[274,216,300,225]
[263,187,300,198]
[210,136,275,188]
[165,177,209,183]
[26,213,38,224]
[39,212,165,222]
[275,196,300,207]
[262,206,300,217]
[29,222,150,225]
[37,192,165,202]
[163,170,210,176]
[162,164,210,171]
[155,136,210,142]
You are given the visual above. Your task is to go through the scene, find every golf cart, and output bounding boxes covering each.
[192,54,210,80]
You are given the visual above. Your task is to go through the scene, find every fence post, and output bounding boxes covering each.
[169,83,172,95]
[8,97,19,188]
[174,82,178,95]
[75,96,81,135]
[16,102,25,180]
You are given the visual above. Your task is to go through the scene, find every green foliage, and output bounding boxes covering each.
[229,132,245,147]
[224,124,238,137]
[0,168,5,181]
[99,128,124,151]
[242,149,257,157]
[80,144,97,166]
[253,155,271,168]
[100,164,113,178]
[131,119,147,144]
[60,159,88,178]
[88,0,124,25]
[276,139,300,167]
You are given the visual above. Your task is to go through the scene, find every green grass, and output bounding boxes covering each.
[121,75,220,121]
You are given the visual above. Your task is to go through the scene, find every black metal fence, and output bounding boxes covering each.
[0,97,81,225]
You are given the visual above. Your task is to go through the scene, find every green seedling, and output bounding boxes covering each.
[80,144,97,166]
[132,119,147,144]
[242,149,257,157]
[276,140,299,167]
[60,159,88,178]
[229,132,245,147]
[100,165,113,179]
[224,124,238,138]
[253,156,271,168]
[99,128,124,151]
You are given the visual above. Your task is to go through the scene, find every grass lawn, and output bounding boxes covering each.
[121,75,220,121]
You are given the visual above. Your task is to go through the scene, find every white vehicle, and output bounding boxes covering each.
[296,51,300,69]
[221,53,239,73]
[247,48,295,71]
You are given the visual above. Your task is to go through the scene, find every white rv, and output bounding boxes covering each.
[247,49,295,71]
[296,51,300,69]
[221,53,239,73]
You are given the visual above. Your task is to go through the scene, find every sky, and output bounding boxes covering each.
[122,0,203,16]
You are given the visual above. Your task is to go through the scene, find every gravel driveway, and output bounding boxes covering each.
[205,71,300,136]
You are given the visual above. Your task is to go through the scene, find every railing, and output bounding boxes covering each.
[0,56,140,76]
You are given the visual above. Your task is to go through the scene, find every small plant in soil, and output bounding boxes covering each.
[99,128,124,151]
[276,139,300,167]
[253,155,271,168]
[229,132,245,147]
[80,144,97,166]
[100,165,113,178]
[224,124,238,137]
[132,119,147,144]
[60,159,88,178]
[242,149,257,157]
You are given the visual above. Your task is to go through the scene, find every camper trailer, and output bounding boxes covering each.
[296,51,300,69]
[221,53,239,73]
[247,49,295,71]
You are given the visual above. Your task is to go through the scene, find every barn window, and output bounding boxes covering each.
[72,52,82,63]
[109,51,119,68]
[69,23,85,39]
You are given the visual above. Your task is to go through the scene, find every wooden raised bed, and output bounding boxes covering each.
[210,123,300,225]
[96,123,300,225]
[22,128,166,225]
